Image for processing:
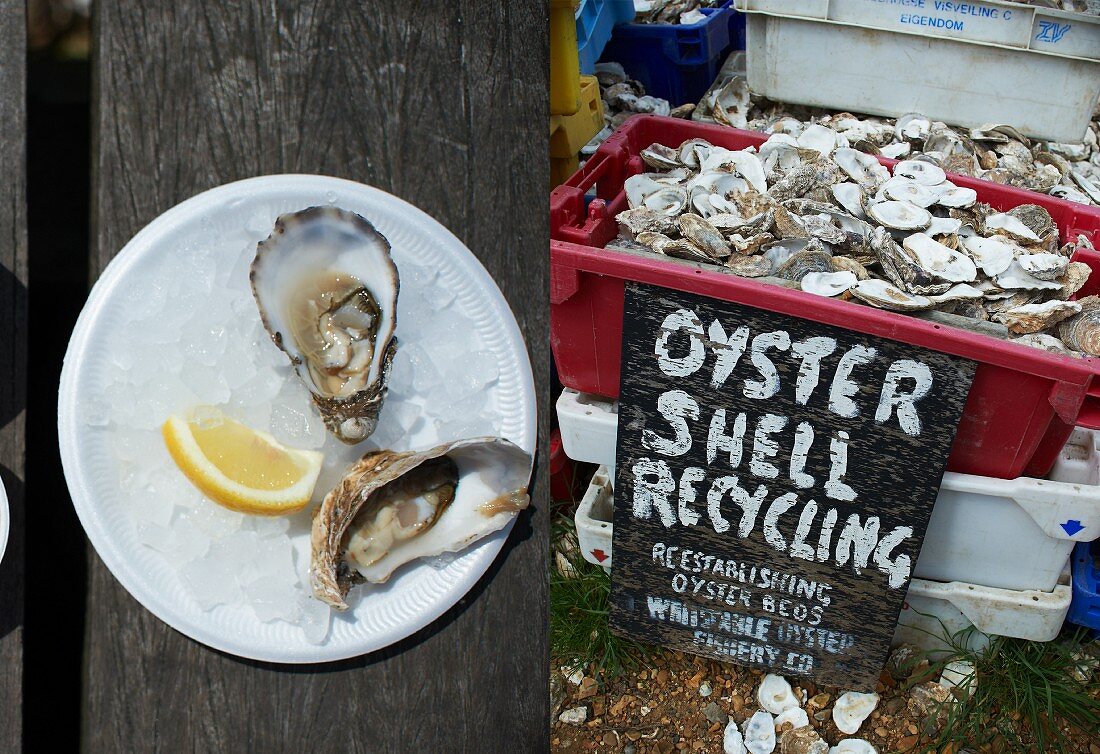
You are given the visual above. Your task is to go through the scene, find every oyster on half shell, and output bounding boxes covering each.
[251,207,399,444]
[311,436,532,610]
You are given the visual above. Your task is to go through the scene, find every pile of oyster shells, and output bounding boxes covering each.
[613,134,1100,356]
[581,64,689,161]
[633,0,724,25]
[723,674,879,754]
[1017,0,1099,13]
[696,78,1100,208]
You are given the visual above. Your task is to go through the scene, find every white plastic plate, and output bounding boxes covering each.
[58,175,536,663]
[0,474,8,567]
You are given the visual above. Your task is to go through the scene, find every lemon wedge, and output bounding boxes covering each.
[162,406,324,515]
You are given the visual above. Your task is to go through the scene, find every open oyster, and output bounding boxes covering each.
[311,436,531,610]
[251,207,398,444]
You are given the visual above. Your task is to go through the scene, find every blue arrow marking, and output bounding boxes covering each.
[1061,519,1085,536]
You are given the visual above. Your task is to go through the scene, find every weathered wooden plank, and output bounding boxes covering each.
[88,2,547,750]
[0,1,27,748]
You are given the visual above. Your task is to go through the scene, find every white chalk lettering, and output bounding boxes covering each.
[791,336,837,405]
[873,526,914,588]
[825,430,857,501]
[743,331,791,400]
[762,492,799,552]
[835,514,880,574]
[788,499,818,561]
[631,457,676,527]
[655,308,706,377]
[816,508,838,562]
[678,466,705,527]
[643,389,699,456]
[706,476,738,534]
[788,422,815,489]
[875,359,933,436]
[750,414,788,479]
[706,408,746,467]
[707,320,750,388]
[828,345,877,417]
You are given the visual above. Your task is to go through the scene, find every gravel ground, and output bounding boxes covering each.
[550,650,1100,753]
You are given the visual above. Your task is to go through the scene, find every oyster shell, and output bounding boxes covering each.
[757,674,800,715]
[801,271,856,297]
[743,710,776,754]
[867,200,931,230]
[994,260,1063,291]
[774,707,809,733]
[776,250,833,282]
[935,185,977,208]
[678,213,730,259]
[986,212,1041,243]
[616,207,677,240]
[311,436,531,609]
[1058,297,1100,356]
[1017,252,1068,281]
[894,159,945,185]
[832,692,878,735]
[828,740,877,754]
[993,300,1082,334]
[960,236,1015,277]
[252,207,399,444]
[1012,333,1073,355]
[781,726,828,754]
[833,148,888,190]
[900,233,977,284]
[850,279,932,311]
[724,721,747,754]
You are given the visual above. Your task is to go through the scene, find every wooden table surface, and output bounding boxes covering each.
[5,2,548,750]
[0,0,27,749]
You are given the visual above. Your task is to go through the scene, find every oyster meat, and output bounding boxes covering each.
[311,436,531,610]
[252,207,399,444]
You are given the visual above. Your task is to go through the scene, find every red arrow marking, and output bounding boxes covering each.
[592,548,608,563]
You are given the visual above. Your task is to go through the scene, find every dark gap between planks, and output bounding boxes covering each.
[24,53,89,751]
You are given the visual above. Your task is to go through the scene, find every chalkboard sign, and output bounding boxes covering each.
[610,282,976,690]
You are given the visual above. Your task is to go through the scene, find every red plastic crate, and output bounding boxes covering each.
[550,115,1100,479]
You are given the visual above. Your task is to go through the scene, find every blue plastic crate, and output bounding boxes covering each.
[576,0,635,75]
[1068,539,1100,630]
[599,1,745,106]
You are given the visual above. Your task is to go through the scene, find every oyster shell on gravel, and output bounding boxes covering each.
[311,436,532,610]
[251,207,399,444]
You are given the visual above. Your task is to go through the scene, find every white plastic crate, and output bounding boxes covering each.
[556,388,1100,591]
[735,0,1100,142]
[575,465,614,570]
[571,468,1071,651]
[894,578,1071,654]
[1048,427,1100,484]
[556,389,618,477]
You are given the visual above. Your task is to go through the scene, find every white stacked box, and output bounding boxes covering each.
[557,388,1100,592]
[735,0,1100,142]
[572,466,1072,650]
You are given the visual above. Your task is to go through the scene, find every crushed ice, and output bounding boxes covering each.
[88,207,504,645]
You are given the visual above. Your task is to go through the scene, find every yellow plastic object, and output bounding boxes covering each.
[549,75,604,188]
[550,0,581,116]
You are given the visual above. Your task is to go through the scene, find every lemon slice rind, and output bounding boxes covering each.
[162,413,324,516]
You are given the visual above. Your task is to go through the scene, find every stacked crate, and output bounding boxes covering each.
[550,114,1100,650]
[550,0,607,188]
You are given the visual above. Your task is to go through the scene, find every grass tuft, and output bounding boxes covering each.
[550,508,652,679]
[915,620,1100,754]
